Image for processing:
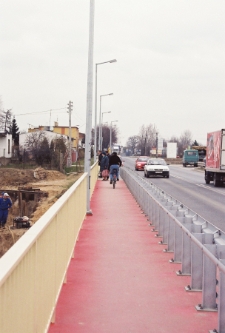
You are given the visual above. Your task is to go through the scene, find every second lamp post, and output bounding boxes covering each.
[99,93,113,150]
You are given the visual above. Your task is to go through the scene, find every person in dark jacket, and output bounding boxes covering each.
[0,193,12,228]
[98,150,103,178]
[105,152,111,179]
[98,150,103,166]
[100,152,109,180]
[108,152,122,183]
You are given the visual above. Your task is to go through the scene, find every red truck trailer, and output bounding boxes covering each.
[205,129,225,186]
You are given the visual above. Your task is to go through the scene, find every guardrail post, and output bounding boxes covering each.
[147,195,152,225]
[168,205,183,262]
[196,244,217,311]
[147,191,154,226]
[184,214,195,224]
[159,210,169,245]
[155,207,164,238]
[152,200,159,231]
[186,233,213,292]
[165,215,175,253]
[173,223,182,263]
[216,259,225,333]
[177,223,192,276]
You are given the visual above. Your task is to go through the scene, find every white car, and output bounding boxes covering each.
[144,158,169,178]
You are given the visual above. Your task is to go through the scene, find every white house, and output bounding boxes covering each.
[0,133,12,159]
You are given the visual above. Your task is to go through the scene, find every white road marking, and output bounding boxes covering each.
[196,183,225,196]
[170,175,225,196]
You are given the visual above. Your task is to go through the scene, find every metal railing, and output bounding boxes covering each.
[0,161,99,333]
[120,167,225,333]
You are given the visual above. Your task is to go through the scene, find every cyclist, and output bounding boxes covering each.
[108,152,122,184]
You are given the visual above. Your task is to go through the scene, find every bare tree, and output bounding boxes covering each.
[180,130,192,151]
[91,124,119,150]
[168,131,192,157]
[25,131,46,151]
[24,131,49,164]
[138,124,158,155]
[126,135,140,154]
[102,124,118,150]
[50,136,68,169]
[0,108,12,133]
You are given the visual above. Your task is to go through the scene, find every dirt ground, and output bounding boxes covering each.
[0,167,82,258]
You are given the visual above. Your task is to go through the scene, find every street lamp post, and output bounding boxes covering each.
[110,120,118,153]
[99,93,113,150]
[84,0,95,215]
[156,132,158,158]
[101,111,111,150]
[94,59,117,160]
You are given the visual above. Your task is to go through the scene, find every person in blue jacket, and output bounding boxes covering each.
[100,151,109,181]
[0,193,12,228]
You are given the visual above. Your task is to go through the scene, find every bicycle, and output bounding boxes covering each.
[112,168,117,189]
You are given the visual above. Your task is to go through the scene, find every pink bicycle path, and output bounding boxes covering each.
[48,178,217,333]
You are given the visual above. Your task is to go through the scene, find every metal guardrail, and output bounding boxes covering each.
[120,167,225,333]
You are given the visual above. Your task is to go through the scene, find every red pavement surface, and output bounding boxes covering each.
[48,179,217,333]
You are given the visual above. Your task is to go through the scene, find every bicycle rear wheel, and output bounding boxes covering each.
[112,173,117,189]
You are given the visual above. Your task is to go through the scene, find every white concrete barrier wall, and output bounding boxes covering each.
[0,162,98,333]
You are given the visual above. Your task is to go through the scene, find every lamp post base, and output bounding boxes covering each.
[86,210,93,216]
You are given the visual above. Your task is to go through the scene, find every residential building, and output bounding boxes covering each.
[0,133,12,164]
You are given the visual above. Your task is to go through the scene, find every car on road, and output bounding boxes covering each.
[182,149,199,167]
[144,158,169,178]
[135,156,149,171]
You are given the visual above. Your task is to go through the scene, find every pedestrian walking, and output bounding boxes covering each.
[98,150,103,178]
[0,193,12,228]
[100,152,109,181]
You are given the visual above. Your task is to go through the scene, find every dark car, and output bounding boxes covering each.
[135,156,149,171]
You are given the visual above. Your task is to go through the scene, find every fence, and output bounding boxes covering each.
[120,167,225,333]
[0,161,99,333]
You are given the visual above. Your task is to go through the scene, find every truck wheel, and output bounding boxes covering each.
[205,173,210,184]
[213,174,220,187]
[183,163,186,167]
[194,163,198,167]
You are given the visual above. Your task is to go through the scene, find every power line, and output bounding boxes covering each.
[15,107,66,116]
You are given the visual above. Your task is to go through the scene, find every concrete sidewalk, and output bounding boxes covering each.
[48,178,217,333]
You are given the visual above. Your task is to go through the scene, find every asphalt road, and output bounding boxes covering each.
[122,156,225,231]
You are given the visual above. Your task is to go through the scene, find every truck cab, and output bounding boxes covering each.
[182,149,199,167]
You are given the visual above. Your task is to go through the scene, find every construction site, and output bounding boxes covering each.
[0,167,81,258]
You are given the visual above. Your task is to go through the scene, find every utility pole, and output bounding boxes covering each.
[67,100,73,167]
[144,132,147,156]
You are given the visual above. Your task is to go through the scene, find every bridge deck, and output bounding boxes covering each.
[48,178,217,333]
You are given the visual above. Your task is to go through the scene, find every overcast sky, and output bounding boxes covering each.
[1,1,225,145]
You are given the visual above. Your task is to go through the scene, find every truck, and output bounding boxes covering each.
[191,145,206,161]
[182,149,199,167]
[205,129,225,186]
